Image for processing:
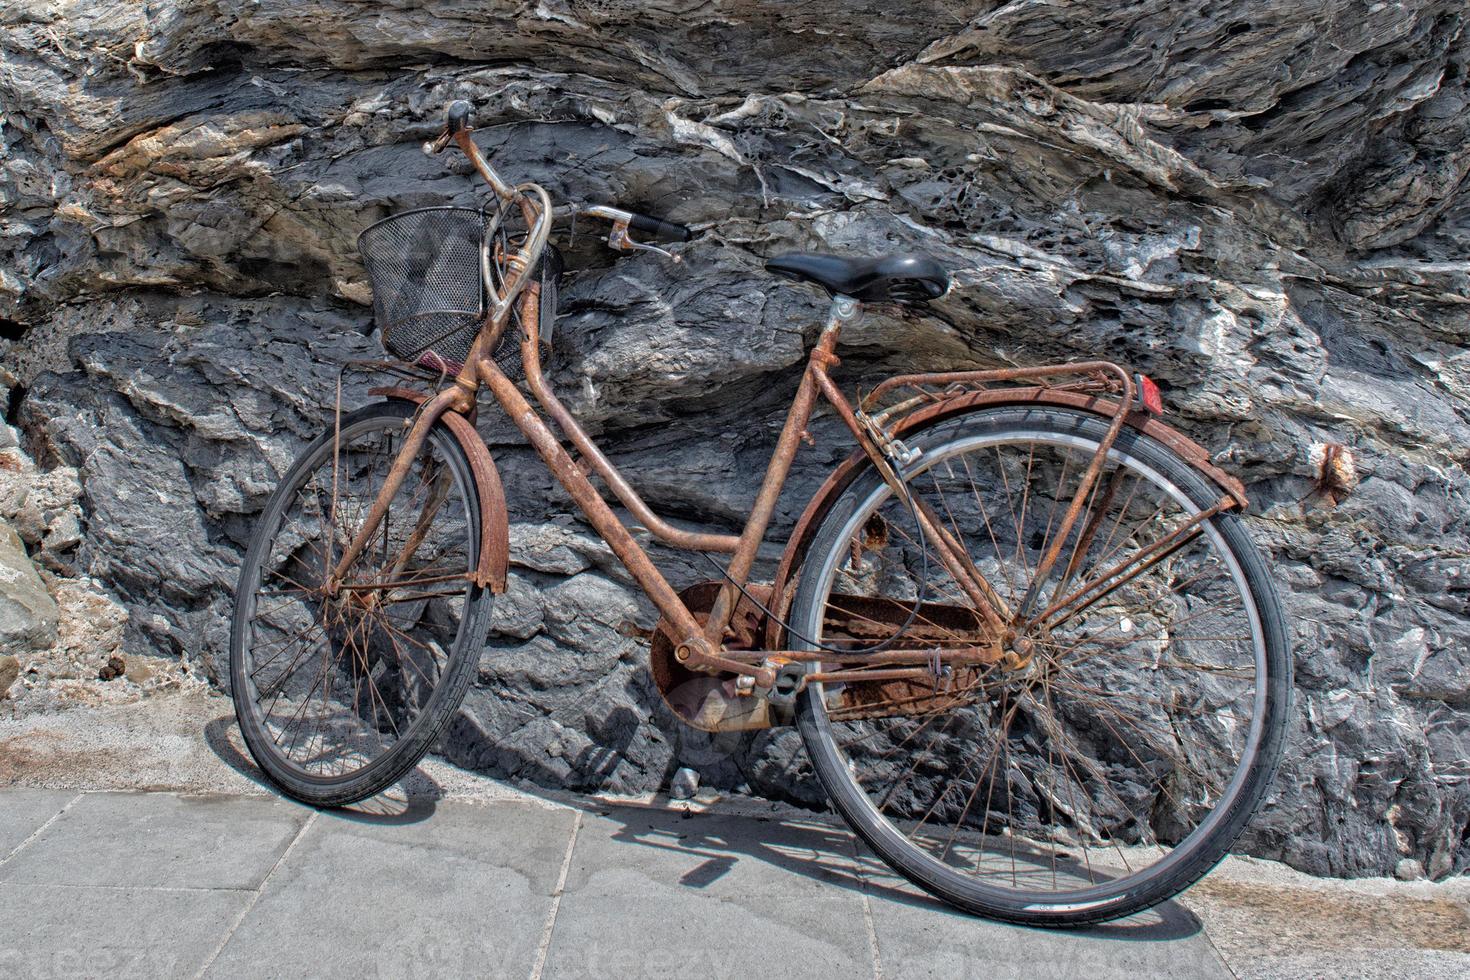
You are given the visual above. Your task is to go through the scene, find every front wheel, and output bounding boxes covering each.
[791,406,1291,926]
[230,400,493,807]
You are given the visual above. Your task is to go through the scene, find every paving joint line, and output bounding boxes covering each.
[849,837,885,980]
[1196,916,1241,980]
[0,792,82,870]
[193,809,319,979]
[21,882,260,894]
[528,809,583,980]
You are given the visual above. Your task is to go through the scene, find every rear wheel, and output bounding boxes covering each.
[791,406,1290,926]
[230,400,492,807]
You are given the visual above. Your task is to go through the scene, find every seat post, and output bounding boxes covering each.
[813,293,861,359]
[698,292,864,649]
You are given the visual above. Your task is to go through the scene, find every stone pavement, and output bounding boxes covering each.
[3,694,1468,979]
[0,787,1232,980]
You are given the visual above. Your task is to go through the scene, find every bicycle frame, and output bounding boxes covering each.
[329,122,1241,696]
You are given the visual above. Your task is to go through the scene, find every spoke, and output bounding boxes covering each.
[1036,679,1126,878]
[379,587,471,605]
[937,697,1019,863]
[1039,522,1210,633]
[372,612,445,688]
[1048,677,1244,788]
[249,620,328,682]
[959,452,1021,602]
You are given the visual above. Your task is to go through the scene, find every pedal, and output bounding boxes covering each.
[764,661,808,709]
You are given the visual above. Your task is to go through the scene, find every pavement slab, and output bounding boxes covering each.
[205,800,578,979]
[0,883,251,980]
[2,695,1467,980]
[0,790,309,890]
[542,803,880,980]
[0,789,75,859]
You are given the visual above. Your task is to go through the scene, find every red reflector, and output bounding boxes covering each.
[1136,373,1164,415]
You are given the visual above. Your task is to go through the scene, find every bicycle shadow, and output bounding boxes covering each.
[205,711,1204,942]
[570,794,1207,943]
[202,714,442,826]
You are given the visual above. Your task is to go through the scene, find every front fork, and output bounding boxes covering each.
[326,384,472,593]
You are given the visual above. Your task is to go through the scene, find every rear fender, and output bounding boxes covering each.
[369,387,509,593]
[762,386,1247,648]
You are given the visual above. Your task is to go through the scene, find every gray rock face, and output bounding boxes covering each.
[3,3,1470,879]
[0,519,58,653]
[0,654,17,697]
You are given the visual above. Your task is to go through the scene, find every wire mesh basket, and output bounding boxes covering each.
[358,206,488,367]
[357,205,559,375]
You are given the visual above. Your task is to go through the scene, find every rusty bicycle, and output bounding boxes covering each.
[231,101,1290,926]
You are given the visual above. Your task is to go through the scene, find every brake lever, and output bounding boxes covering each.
[422,129,453,156]
[607,220,681,264]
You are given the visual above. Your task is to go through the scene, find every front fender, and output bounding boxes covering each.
[368,387,509,594]
[763,387,1247,649]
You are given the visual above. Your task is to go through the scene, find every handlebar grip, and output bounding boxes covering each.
[445,100,471,135]
[628,211,692,243]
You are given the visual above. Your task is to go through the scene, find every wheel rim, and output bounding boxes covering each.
[800,425,1269,911]
[236,413,478,785]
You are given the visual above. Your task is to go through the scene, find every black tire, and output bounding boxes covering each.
[230,401,493,807]
[791,406,1291,926]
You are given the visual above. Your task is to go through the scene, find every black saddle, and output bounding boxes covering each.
[765,252,950,304]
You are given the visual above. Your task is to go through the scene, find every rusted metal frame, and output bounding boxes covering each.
[808,667,938,685]
[452,129,554,330]
[1009,363,1136,620]
[863,361,1129,411]
[514,305,741,554]
[908,493,1016,624]
[365,386,510,592]
[328,384,470,586]
[865,377,1114,426]
[383,465,454,584]
[722,648,1002,666]
[696,363,821,645]
[482,296,775,686]
[695,298,858,648]
[810,366,1011,639]
[512,289,837,653]
[514,280,792,657]
[1048,465,1129,604]
[759,381,1249,653]
[452,128,521,204]
[1030,496,1232,631]
[901,386,1249,507]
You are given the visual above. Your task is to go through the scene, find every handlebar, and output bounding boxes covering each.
[577,204,690,261]
[628,211,692,243]
[445,99,471,136]
[426,101,690,263]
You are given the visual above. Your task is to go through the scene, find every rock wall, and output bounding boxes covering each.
[3,2,1469,879]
